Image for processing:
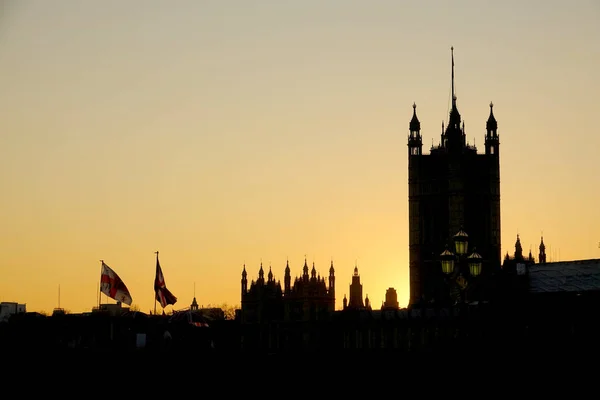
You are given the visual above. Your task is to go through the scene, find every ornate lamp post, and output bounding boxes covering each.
[439,228,484,305]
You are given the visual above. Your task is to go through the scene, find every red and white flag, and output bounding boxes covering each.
[100,262,133,306]
[154,254,177,308]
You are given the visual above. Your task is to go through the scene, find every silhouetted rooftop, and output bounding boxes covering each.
[529,259,600,293]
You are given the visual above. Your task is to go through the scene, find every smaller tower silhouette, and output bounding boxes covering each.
[485,102,499,156]
[514,234,523,261]
[348,264,364,309]
[241,264,247,297]
[408,103,423,156]
[191,282,199,311]
[382,287,399,310]
[284,259,291,294]
[539,236,547,263]
[302,258,309,281]
[328,260,335,304]
[258,262,264,283]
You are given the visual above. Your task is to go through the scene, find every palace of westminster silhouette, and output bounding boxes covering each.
[239,48,548,321]
[6,48,598,358]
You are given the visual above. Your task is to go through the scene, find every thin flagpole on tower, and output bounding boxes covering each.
[154,251,159,315]
[98,260,103,308]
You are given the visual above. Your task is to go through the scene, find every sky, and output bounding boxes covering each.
[1,0,599,314]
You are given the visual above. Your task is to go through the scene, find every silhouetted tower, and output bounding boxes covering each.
[539,236,547,263]
[514,234,523,261]
[302,258,309,281]
[383,287,399,309]
[258,262,265,284]
[408,103,423,156]
[284,259,291,294]
[348,265,364,309]
[191,282,199,311]
[407,47,502,305]
[485,102,499,156]
[329,260,335,305]
[241,264,247,296]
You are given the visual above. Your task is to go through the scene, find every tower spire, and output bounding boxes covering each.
[444,46,462,147]
[451,46,456,107]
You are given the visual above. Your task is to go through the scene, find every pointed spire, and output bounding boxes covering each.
[258,262,264,280]
[539,234,547,263]
[515,234,523,260]
[410,102,420,132]
[487,101,497,131]
[451,46,455,106]
[447,46,461,131]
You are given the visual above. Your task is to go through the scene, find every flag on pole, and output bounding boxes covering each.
[154,254,177,308]
[100,262,133,306]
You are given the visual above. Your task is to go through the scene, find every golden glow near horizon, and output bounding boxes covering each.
[1,1,599,314]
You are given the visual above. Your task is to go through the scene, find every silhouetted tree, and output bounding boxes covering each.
[206,303,238,320]
[221,303,238,320]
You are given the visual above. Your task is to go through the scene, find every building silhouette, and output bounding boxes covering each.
[538,236,547,263]
[240,259,335,323]
[502,234,546,276]
[382,287,400,310]
[342,265,371,310]
[408,47,501,305]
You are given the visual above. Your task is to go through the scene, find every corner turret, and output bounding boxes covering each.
[328,259,335,304]
[408,102,423,156]
[485,102,499,156]
[284,259,291,293]
[241,264,247,297]
[539,236,547,263]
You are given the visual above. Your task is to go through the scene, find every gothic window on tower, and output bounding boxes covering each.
[490,147,494,155]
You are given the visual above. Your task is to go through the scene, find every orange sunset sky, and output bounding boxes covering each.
[1,1,599,314]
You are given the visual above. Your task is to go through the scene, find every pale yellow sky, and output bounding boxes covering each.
[1,0,599,314]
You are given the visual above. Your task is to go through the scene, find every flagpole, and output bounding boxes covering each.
[98,259,103,309]
[154,251,158,315]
